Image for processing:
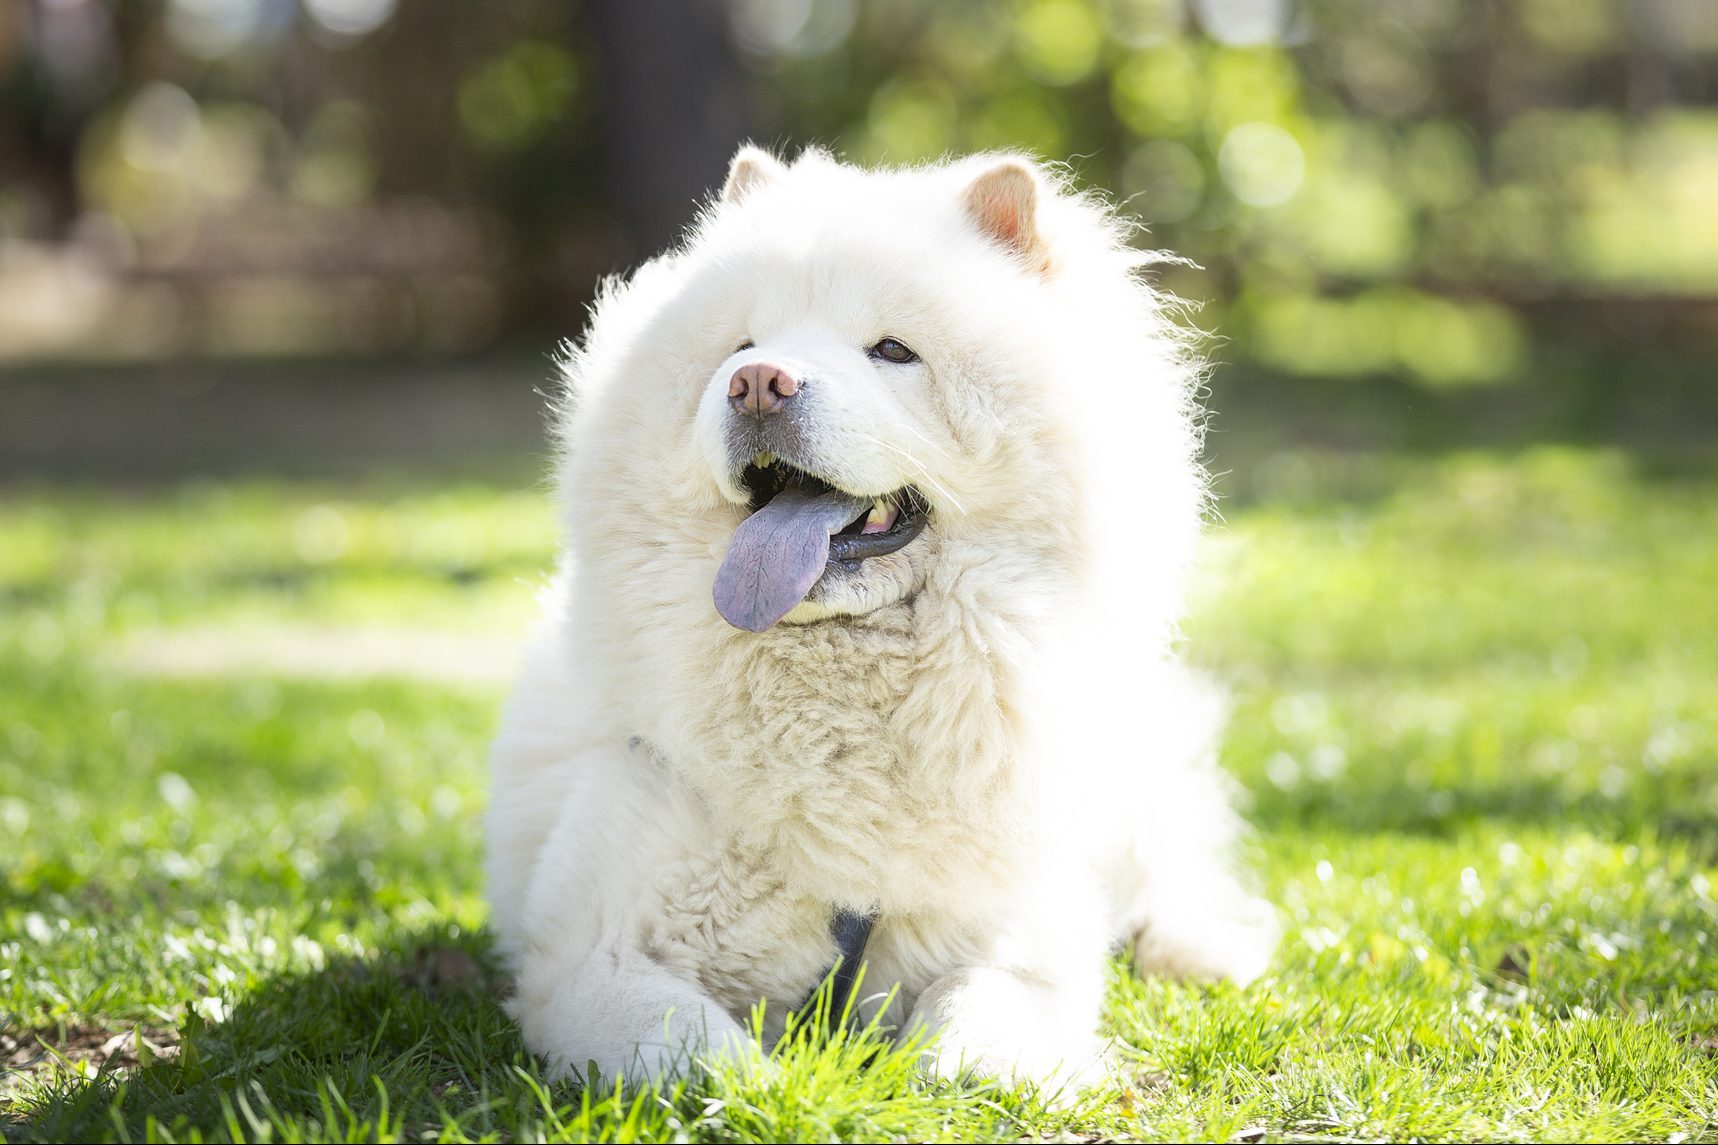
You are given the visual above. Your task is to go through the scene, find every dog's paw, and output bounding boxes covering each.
[916,1038,1119,1110]
[516,960,766,1089]
[538,1021,769,1089]
[906,967,1109,1097]
[1131,893,1279,985]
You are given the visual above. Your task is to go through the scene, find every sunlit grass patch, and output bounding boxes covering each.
[2,447,1715,1141]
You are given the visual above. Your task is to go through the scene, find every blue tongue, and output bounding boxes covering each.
[714,487,869,631]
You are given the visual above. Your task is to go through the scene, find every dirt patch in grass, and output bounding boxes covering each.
[2,1025,182,1129]
[2,1024,180,1089]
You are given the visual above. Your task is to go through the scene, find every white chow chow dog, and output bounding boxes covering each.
[486,145,1277,1088]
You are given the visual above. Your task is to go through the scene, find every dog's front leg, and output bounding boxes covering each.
[496,731,763,1087]
[513,942,759,1086]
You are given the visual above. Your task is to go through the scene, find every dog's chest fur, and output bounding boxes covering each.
[627,583,1040,1014]
[661,590,1034,905]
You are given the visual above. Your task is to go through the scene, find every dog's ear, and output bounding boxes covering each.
[723,145,788,205]
[962,157,1051,274]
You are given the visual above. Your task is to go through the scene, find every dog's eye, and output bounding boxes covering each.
[868,337,918,365]
[735,340,755,354]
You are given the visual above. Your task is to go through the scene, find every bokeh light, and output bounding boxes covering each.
[1219,121,1304,207]
[0,0,1714,406]
[302,0,396,41]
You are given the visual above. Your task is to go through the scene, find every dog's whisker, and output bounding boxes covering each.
[854,432,967,515]
[883,420,950,460]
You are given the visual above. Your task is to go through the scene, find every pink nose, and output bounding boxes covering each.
[728,361,799,416]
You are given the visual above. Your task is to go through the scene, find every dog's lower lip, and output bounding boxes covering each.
[827,508,926,562]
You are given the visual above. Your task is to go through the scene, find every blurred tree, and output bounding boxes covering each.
[0,0,1715,427]
[590,0,755,260]
[0,0,116,234]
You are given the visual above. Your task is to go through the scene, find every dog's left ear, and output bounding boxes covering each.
[723,145,788,205]
[962,157,1051,274]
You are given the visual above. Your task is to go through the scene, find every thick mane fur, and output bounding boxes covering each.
[486,148,1273,1087]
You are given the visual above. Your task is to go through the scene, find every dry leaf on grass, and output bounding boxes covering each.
[404,946,484,994]
[1,1024,179,1076]
[1494,944,1531,983]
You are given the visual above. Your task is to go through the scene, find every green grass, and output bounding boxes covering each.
[2,448,1716,1142]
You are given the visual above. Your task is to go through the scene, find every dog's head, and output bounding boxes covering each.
[559,147,1204,649]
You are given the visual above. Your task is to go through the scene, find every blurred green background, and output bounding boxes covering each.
[4,0,1717,478]
[5,4,1718,1139]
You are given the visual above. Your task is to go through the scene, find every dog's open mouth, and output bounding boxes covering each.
[713,453,928,632]
[741,455,929,561]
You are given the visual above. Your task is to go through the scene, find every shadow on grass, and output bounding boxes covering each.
[7,357,1718,493]
[1240,759,1718,858]
[8,930,544,1143]
[1202,369,1718,508]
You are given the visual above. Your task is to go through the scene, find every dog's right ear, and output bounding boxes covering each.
[722,145,788,205]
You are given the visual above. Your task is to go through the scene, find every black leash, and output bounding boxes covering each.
[801,907,876,1025]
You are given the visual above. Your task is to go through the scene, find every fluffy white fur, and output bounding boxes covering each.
[486,147,1278,1088]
